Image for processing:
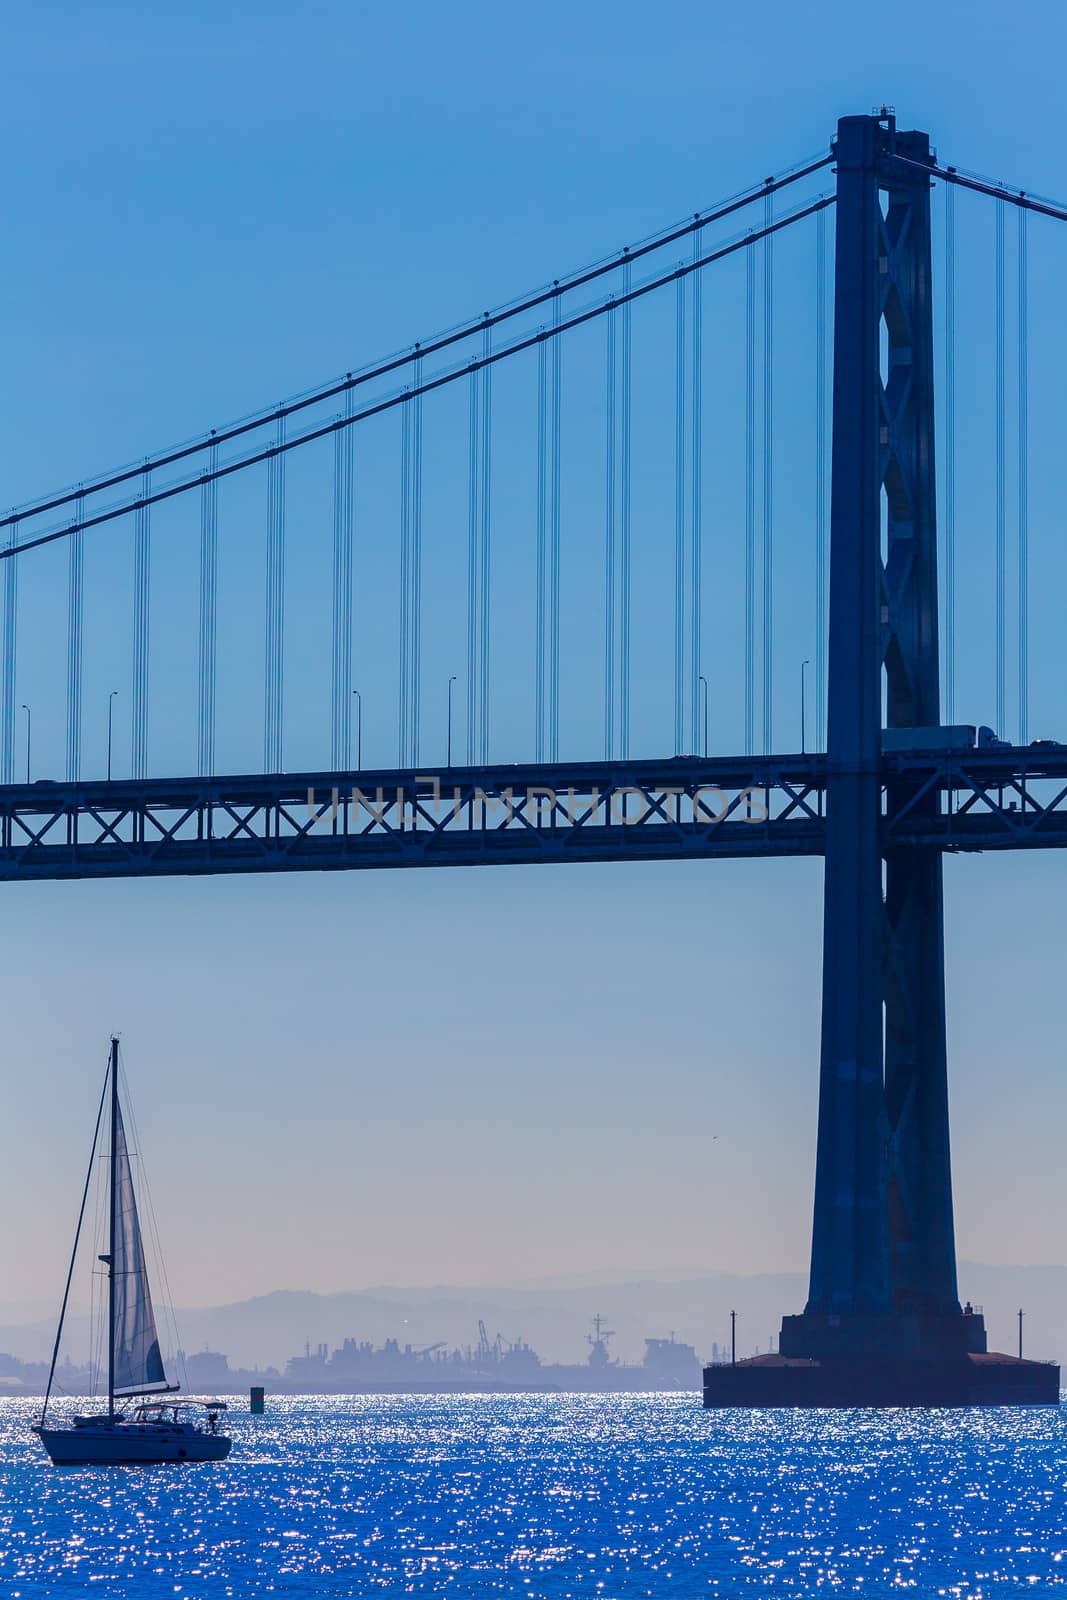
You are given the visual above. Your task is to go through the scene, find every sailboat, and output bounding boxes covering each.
[33,1037,231,1465]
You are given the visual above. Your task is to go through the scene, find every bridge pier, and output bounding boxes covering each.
[705,111,1058,1407]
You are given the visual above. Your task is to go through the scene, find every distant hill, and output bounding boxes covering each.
[2,1263,1063,1374]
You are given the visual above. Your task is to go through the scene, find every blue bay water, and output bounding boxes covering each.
[1,1393,1065,1597]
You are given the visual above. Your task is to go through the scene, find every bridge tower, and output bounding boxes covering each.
[777,110,983,1369]
[703,108,1066,1405]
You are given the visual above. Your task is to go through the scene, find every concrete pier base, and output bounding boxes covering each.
[703,1351,1060,1408]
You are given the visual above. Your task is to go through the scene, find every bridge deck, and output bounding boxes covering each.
[0,748,1063,882]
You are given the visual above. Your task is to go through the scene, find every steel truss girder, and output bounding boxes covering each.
[2,750,1067,881]
[884,750,1067,848]
[0,757,826,882]
[2,747,1067,882]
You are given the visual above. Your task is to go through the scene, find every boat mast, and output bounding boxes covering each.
[107,1035,119,1418]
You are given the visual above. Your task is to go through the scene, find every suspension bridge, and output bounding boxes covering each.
[4,109,1066,1403]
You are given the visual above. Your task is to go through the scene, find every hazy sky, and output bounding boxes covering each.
[2,0,1066,1317]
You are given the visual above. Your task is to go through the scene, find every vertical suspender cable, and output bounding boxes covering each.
[333,432,342,768]
[762,186,774,755]
[67,494,84,781]
[536,333,548,761]
[994,199,1006,737]
[944,181,956,725]
[2,520,16,784]
[690,227,703,753]
[131,478,150,780]
[619,256,632,760]
[198,439,219,776]
[470,361,483,761]
[1017,205,1029,745]
[264,452,274,773]
[264,417,285,771]
[277,431,286,771]
[994,201,1010,736]
[480,322,492,764]
[745,241,756,756]
[331,389,354,768]
[816,208,828,752]
[673,276,686,753]
[411,349,423,765]
[466,361,479,764]
[265,433,275,771]
[399,377,412,764]
[604,298,617,758]
[549,291,562,760]
[465,322,492,764]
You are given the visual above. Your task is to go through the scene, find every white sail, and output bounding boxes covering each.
[111,1097,169,1396]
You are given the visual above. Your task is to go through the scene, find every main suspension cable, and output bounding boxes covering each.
[2,154,835,536]
[3,195,836,564]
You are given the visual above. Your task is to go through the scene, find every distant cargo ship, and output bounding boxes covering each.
[269,1316,702,1395]
[17,1318,707,1399]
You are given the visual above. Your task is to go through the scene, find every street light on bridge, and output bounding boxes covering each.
[21,704,30,784]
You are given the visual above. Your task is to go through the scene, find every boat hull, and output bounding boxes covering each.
[35,1422,231,1465]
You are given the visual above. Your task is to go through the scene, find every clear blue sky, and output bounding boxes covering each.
[2,0,1065,1316]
